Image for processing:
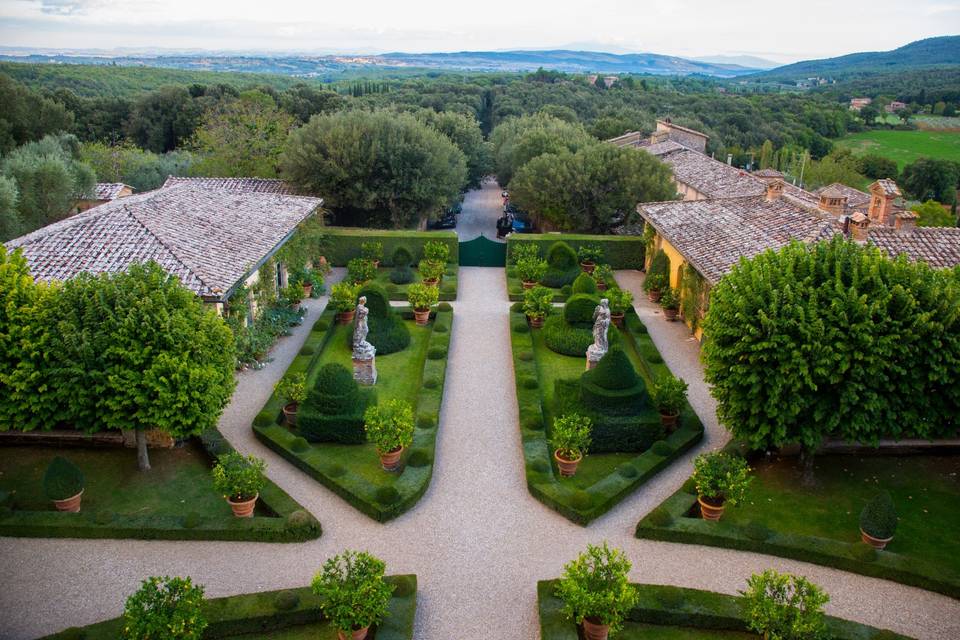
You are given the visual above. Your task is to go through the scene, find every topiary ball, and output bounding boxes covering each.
[389,266,415,285]
[546,241,577,270]
[183,512,201,529]
[299,344,315,356]
[434,323,449,333]
[356,282,392,317]
[860,491,897,540]
[520,376,538,389]
[563,294,600,326]
[650,440,675,457]
[588,346,639,390]
[560,285,572,296]
[428,347,447,360]
[518,350,533,361]
[286,510,313,530]
[572,272,598,295]
[437,302,452,312]
[423,377,440,389]
[312,320,330,332]
[392,245,413,267]
[375,486,401,505]
[407,449,432,467]
[253,412,275,427]
[291,437,310,453]
[274,590,300,611]
[646,507,674,527]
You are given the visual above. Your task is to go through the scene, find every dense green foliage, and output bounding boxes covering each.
[352,283,411,355]
[859,491,898,540]
[42,456,84,501]
[211,452,266,502]
[571,272,597,295]
[79,141,193,192]
[912,200,956,227]
[0,72,74,154]
[740,570,829,640]
[298,363,373,444]
[550,413,592,459]
[542,241,581,288]
[692,452,752,506]
[123,576,207,640]
[508,234,646,270]
[490,112,594,185]
[555,542,639,633]
[311,550,395,634]
[364,399,416,453]
[580,347,649,416]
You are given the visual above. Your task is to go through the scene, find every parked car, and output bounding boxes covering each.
[430,212,457,229]
[448,201,463,215]
[509,207,535,233]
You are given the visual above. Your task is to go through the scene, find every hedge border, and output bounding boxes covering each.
[323,227,459,267]
[505,268,620,302]
[511,307,703,525]
[507,234,645,270]
[254,305,452,522]
[537,580,912,640]
[377,265,459,302]
[41,575,417,640]
[0,429,321,543]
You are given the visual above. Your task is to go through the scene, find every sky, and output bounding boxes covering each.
[0,0,958,63]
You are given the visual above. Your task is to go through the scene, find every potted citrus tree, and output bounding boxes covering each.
[551,413,592,477]
[517,256,548,289]
[606,288,633,328]
[418,258,444,286]
[577,245,603,274]
[361,240,384,268]
[741,570,829,640]
[408,282,438,325]
[123,576,207,640]
[643,273,666,303]
[592,264,614,291]
[364,399,415,471]
[692,451,751,521]
[347,258,377,285]
[523,285,553,328]
[43,456,85,512]
[295,268,322,298]
[651,375,687,430]
[312,550,394,640]
[556,542,639,640]
[275,372,307,425]
[660,286,680,321]
[331,282,359,324]
[211,451,266,517]
[279,281,306,309]
[859,491,897,549]
[423,240,450,265]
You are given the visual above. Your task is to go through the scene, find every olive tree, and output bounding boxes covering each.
[489,112,595,186]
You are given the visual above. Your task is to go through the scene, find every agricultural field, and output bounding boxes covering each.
[837,128,960,169]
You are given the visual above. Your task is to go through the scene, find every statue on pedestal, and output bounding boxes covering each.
[352,296,377,384]
[585,298,610,370]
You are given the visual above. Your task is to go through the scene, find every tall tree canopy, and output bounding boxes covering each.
[415,108,491,188]
[489,112,595,186]
[124,85,204,153]
[901,158,960,205]
[80,141,193,192]
[281,109,467,228]
[0,73,74,154]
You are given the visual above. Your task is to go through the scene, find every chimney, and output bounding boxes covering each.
[765,179,784,202]
[849,212,870,242]
[894,211,918,233]
[726,154,733,165]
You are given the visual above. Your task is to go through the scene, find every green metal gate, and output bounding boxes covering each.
[458,235,507,267]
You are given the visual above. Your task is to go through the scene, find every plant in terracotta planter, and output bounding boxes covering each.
[550,413,592,477]
[523,285,553,328]
[692,451,751,521]
[279,282,306,308]
[659,287,680,321]
[312,550,394,640]
[331,282,360,324]
[294,268,323,298]
[364,399,414,471]
[740,569,829,640]
[592,263,614,290]
[651,375,687,429]
[606,288,633,327]
[644,249,670,301]
[360,241,384,267]
[123,576,207,640]
[859,491,897,549]
[643,273,667,302]
[509,242,539,265]
[516,256,548,288]
[275,372,307,425]
[347,258,377,285]
[43,456,85,512]
[211,451,266,518]
[423,240,450,265]
[418,259,444,285]
[577,244,604,273]
[556,542,639,640]
[407,283,438,325]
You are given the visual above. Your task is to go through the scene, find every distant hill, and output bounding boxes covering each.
[751,36,960,81]
[692,54,779,70]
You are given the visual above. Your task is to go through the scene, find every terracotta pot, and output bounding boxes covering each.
[282,402,298,426]
[580,261,596,274]
[582,617,610,640]
[528,315,544,328]
[378,447,404,471]
[663,307,679,321]
[554,450,582,477]
[522,280,537,290]
[659,411,680,430]
[337,310,356,325]
[860,529,893,550]
[227,493,259,518]
[302,283,314,298]
[414,308,430,326]
[698,496,725,521]
[611,312,625,328]
[337,626,370,640]
[423,278,439,287]
[597,281,607,291]
[52,489,83,513]
[648,289,662,303]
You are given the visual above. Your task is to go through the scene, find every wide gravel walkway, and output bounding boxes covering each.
[1,270,958,639]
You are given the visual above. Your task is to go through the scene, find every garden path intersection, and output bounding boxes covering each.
[2,267,959,639]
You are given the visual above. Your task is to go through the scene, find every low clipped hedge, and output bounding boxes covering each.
[41,576,418,640]
[375,266,459,302]
[323,227,458,267]
[508,234,646,269]
[537,581,912,640]
[0,428,321,543]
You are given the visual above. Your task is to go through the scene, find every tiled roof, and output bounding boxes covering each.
[873,178,901,197]
[814,183,871,209]
[161,176,297,195]
[656,148,766,199]
[93,183,132,201]
[636,195,837,284]
[638,140,686,156]
[753,169,783,178]
[867,226,960,269]
[7,185,322,299]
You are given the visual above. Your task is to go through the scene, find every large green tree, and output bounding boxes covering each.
[913,200,956,227]
[281,109,466,228]
[702,237,960,483]
[489,112,594,186]
[901,158,960,205]
[0,73,74,154]
[415,108,491,188]
[509,143,675,232]
[125,85,203,153]
[80,141,194,192]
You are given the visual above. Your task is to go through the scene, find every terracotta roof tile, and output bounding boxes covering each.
[655,148,767,199]
[161,176,297,195]
[867,226,960,269]
[93,183,132,200]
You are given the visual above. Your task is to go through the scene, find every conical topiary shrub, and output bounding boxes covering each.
[541,241,580,288]
[580,346,650,415]
[571,272,598,295]
[563,294,601,326]
[860,491,897,546]
[298,363,376,444]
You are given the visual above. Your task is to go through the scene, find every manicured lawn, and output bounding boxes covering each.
[723,454,960,575]
[615,625,753,639]
[836,129,960,169]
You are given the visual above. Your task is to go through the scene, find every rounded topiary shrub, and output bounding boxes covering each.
[417,414,436,429]
[542,315,591,356]
[298,364,372,444]
[389,265,415,285]
[274,590,300,611]
[437,302,452,312]
[860,491,897,541]
[520,375,538,389]
[428,346,447,360]
[572,272,598,295]
[541,241,580,288]
[563,294,600,326]
[560,284,572,296]
[618,464,639,478]
[299,344,315,356]
[375,486,401,505]
[182,512,201,529]
[407,449,432,467]
[743,521,772,541]
[392,245,413,267]
[434,323,449,333]
[286,510,314,530]
[650,440,675,457]
[351,282,411,355]
[423,377,440,389]
[646,507,674,527]
[291,436,310,452]
[570,490,593,510]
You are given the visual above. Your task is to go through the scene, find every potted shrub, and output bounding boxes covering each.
[859,491,897,549]
[523,285,553,328]
[423,240,450,265]
[123,576,207,640]
[592,264,614,291]
[347,258,377,285]
[660,287,680,321]
[296,268,322,298]
[740,570,829,640]
[312,550,394,640]
[606,288,633,328]
[408,282,438,326]
[331,282,359,324]
[43,456,85,512]
[577,244,604,274]
[651,375,688,429]
[418,259,445,286]
[361,240,384,268]
[643,273,667,302]
[275,372,307,425]
[510,242,539,265]
[279,282,306,309]
[692,451,751,521]
[364,399,414,471]
[517,256,548,289]
[551,413,592,477]
[555,542,639,640]
[211,451,266,517]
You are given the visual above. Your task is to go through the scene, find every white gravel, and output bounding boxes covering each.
[0,239,957,640]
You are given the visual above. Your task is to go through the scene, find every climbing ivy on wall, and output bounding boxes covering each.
[680,264,708,331]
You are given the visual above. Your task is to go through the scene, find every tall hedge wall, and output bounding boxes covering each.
[323,228,459,266]
[507,234,645,269]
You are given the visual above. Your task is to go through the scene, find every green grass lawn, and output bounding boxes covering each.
[0,442,253,517]
[615,625,753,639]
[836,129,960,169]
[721,454,960,575]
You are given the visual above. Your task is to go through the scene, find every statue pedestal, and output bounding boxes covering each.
[585,345,606,371]
[353,356,377,386]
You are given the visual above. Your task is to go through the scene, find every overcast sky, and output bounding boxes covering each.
[0,0,957,62]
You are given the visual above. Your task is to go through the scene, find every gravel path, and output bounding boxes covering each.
[455,178,504,242]
[1,259,957,639]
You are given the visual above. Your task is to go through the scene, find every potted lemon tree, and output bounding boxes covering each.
[212,451,266,517]
[651,375,687,430]
[556,542,639,640]
[364,399,415,471]
[43,456,85,513]
[592,264,614,291]
[523,285,553,328]
[577,245,603,274]
[275,372,307,425]
[692,451,751,521]
[312,550,394,640]
[331,282,359,324]
[361,240,384,268]
[418,259,444,286]
[551,413,592,477]
[517,256,548,289]
[408,282,439,326]
[606,288,633,328]
[659,287,680,321]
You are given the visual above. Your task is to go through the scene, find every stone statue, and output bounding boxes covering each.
[352,296,377,384]
[585,298,611,370]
